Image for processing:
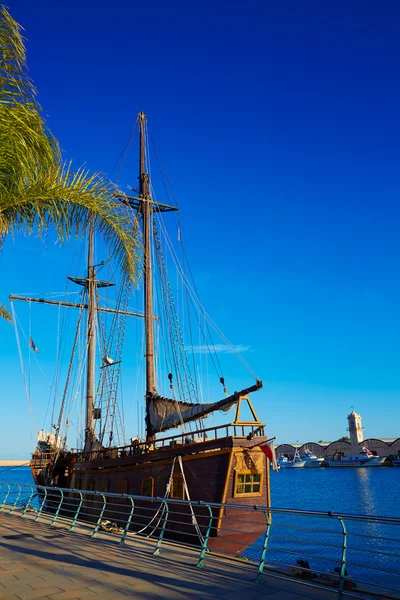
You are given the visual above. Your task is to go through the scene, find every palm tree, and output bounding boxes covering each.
[0,6,139,321]
[0,304,11,321]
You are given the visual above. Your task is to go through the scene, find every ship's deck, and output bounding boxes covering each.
[72,434,268,472]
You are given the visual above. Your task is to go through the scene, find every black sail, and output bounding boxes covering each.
[147,381,262,436]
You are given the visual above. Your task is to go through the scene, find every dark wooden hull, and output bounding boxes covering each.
[30,436,270,554]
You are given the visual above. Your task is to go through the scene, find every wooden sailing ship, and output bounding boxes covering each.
[13,113,270,553]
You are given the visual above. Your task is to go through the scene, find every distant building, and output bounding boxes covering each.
[347,410,364,448]
[275,411,400,460]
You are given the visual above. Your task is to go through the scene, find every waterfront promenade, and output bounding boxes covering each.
[0,513,336,600]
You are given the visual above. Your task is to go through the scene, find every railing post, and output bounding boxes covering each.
[197,502,213,568]
[91,494,107,538]
[9,485,22,514]
[337,516,348,599]
[35,486,47,521]
[51,488,64,525]
[21,486,36,518]
[256,509,272,582]
[0,483,11,511]
[119,497,135,545]
[69,491,83,531]
[153,500,169,556]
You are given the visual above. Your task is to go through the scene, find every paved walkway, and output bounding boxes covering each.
[0,513,337,600]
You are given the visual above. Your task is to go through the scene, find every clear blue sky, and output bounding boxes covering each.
[1,0,400,458]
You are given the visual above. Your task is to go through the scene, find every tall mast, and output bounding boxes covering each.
[139,112,156,441]
[85,219,96,443]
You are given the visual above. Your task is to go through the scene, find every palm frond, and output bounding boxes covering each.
[0,6,140,281]
[0,5,56,152]
[0,303,11,322]
[0,104,58,195]
[0,162,141,280]
[0,4,35,102]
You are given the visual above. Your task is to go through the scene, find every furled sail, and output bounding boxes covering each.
[147,381,262,436]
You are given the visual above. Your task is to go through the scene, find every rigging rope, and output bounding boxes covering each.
[146,126,259,382]
[131,455,204,545]
[48,301,62,429]
[0,462,30,473]
[156,211,260,380]
[148,126,228,382]
[177,455,204,543]
[54,302,85,444]
[109,121,138,184]
[132,456,178,537]
[154,210,222,380]
[50,310,89,470]
[153,216,198,405]
[28,301,32,422]
[95,271,131,447]
[10,302,36,440]
[61,345,88,453]
[11,306,53,389]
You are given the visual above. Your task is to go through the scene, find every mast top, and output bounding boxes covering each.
[138,111,147,121]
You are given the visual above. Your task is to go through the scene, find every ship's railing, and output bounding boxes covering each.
[0,481,399,600]
[30,452,55,461]
[74,422,266,461]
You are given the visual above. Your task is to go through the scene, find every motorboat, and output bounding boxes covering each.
[327,447,386,467]
[278,450,306,468]
[300,448,325,468]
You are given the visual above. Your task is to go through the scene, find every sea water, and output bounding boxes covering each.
[0,466,33,488]
[270,466,399,517]
[1,466,399,590]
[2,465,399,515]
[246,468,400,592]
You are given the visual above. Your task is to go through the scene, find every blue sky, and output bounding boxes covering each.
[1,0,400,458]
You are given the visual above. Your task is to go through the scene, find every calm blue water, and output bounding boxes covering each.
[248,468,400,594]
[1,466,399,593]
[270,466,400,517]
[0,466,33,487]
[2,465,399,514]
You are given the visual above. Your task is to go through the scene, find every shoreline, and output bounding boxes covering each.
[0,460,29,466]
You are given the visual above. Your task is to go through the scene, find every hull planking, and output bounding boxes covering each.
[30,436,270,554]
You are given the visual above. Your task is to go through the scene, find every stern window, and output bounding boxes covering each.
[234,472,262,498]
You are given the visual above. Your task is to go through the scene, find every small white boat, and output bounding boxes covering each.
[327,447,386,467]
[278,450,306,469]
[300,448,325,468]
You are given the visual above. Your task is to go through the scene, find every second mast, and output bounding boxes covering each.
[139,112,157,440]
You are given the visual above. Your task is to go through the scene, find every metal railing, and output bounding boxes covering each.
[0,481,399,599]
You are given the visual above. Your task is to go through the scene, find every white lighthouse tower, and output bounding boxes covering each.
[348,410,364,450]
